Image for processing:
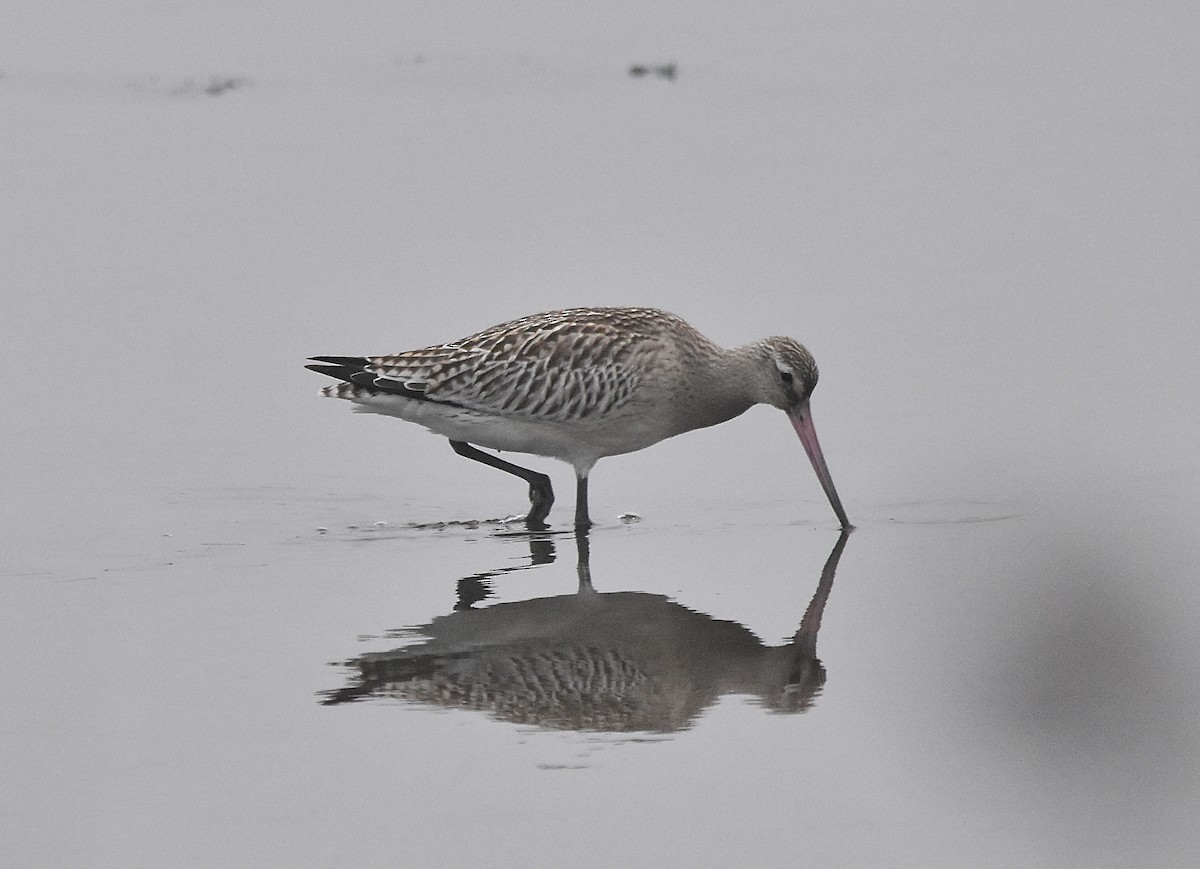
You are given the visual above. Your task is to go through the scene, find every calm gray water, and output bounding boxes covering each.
[3,3,1199,866]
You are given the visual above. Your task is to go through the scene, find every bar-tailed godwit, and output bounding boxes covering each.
[307,307,849,529]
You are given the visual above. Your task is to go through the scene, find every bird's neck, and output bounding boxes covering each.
[681,343,767,429]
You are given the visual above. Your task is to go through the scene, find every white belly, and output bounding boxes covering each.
[348,393,672,472]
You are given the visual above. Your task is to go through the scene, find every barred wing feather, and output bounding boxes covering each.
[366,310,677,422]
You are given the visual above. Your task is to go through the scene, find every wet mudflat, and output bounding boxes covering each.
[3,3,1199,867]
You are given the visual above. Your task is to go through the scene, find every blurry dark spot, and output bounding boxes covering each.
[204,77,243,96]
[170,76,247,98]
[628,63,677,81]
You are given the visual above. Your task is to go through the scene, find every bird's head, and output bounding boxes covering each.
[757,337,851,529]
[759,336,820,412]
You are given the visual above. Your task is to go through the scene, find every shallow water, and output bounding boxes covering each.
[3,2,1199,866]
[6,493,1197,867]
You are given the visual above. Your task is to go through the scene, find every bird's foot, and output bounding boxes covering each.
[525,473,554,528]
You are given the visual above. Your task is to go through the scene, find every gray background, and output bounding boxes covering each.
[3,2,1198,866]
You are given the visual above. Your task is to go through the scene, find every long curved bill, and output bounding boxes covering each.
[788,401,852,529]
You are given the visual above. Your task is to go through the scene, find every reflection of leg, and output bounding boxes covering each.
[527,533,556,567]
[575,526,594,593]
[454,533,559,610]
[574,474,592,529]
[449,440,554,527]
[454,576,492,611]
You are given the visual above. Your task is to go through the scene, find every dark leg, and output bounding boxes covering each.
[449,440,554,527]
[574,474,592,529]
[575,526,594,592]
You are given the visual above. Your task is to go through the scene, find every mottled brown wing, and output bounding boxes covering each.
[365,308,681,421]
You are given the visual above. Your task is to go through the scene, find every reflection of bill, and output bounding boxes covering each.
[322,530,850,733]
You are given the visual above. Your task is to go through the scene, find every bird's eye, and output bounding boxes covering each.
[780,371,794,385]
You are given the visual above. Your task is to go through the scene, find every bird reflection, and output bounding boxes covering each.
[322,529,850,732]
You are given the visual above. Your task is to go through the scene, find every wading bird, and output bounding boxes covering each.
[307,307,850,529]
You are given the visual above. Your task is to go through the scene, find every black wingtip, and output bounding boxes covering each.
[309,356,370,367]
[306,357,439,403]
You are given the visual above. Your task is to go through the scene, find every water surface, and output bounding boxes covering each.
[3,3,1198,866]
